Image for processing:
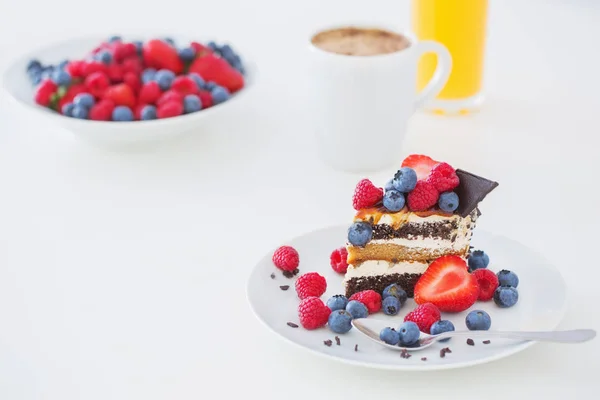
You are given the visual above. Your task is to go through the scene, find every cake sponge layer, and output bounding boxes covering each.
[347,242,470,264]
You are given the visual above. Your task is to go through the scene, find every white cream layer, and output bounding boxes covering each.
[344,260,429,279]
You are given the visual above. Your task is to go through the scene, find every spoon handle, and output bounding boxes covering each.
[440,329,596,343]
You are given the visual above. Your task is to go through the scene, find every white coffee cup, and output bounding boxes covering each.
[309,25,452,173]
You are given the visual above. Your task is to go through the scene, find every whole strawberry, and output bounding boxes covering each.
[34,79,57,106]
[349,290,382,313]
[426,162,460,192]
[352,179,383,210]
[295,272,327,300]
[404,303,441,334]
[298,297,331,330]
[330,247,349,274]
[407,180,439,211]
[188,53,244,93]
[143,39,184,74]
[272,245,299,272]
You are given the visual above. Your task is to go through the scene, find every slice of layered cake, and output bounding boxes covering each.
[343,155,498,298]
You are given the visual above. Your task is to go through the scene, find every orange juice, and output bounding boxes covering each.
[411,0,488,103]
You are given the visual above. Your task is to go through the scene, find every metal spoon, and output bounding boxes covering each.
[351,318,596,352]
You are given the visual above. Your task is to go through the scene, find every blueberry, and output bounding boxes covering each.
[58,59,69,70]
[382,296,401,315]
[382,284,407,305]
[51,69,71,86]
[220,44,235,60]
[211,86,230,105]
[71,105,88,119]
[141,68,157,84]
[204,81,217,91]
[27,59,42,71]
[133,40,143,55]
[392,167,417,192]
[327,310,353,334]
[438,191,459,213]
[430,320,455,342]
[41,66,54,80]
[384,179,394,191]
[97,50,112,65]
[178,47,196,62]
[183,94,202,113]
[326,295,348,311]
[112,106,134,121]
[345,300,368,319]
[468,250,490,271]
[188,73,205,90]
[73,93,95,109]
[207,41,218,51]
[140,105,157,120]
[347,221,372,247]
[497,269,519,288]
[382,189,405,212]
[379,327,400,345]
[155,69,175,90]
[397,321,420,346]
[61,102,75,117]
[465,310,492,331]
[494,286,519,308]
[108,35,122,42]
[163,37,175,46]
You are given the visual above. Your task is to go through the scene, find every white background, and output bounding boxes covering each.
[1,0,599,399]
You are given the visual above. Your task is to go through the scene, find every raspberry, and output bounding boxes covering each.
[122,56,143,75]
[198,90,213,108]
[133,103,147,120]
[84,72,110,98]
[156,90,183,107]
[66,60,86,78]
[34,79,58,106]
[171,76,199,95]
[138,82,161,105]
[298,297,331,330]
[404,303,441,334]
[330,247,349,274]
[107,63,125,83]
[113,43,137,62]
[407,181,439,211]
[123,72,141,94]
[157,100,184,119]
[89,99,115,121]
[349,290,382,313]
[352,179,383,210]
[472,269,499,301]
[81,61,109,77]
[272,245,299,272]
[426,162,460,192]
[295,272,327,300]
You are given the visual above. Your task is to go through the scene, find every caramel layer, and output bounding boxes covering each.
[347,243,469,264]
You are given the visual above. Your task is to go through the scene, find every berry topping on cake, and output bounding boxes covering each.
[326,294,349,311]
[493,286,519,308]
[352,179,383,210]
[349,290,382,313]
[397,321,421,346]
[298,297,331,330]
[330,247,349,274]
[379,327,400,345]
[468,249,490,271]
[328,310,353,333]
[295,272,327,300]
[497,269,519,288]
[272,246,300,272]
[471,269,499,301]
[438,191,459,213]
[347,221,373,247]
[406,181,439,211]
[382,296,401,315]
[430,320,455,341]
[401,154,439,181]
[392,167,418,192]
[345,300,369,318]
[382,189,406,212]
[414,255,479,312]
[426,162,460,192]
[465,310,492,331]
[403,303,441,334]
[382,283,408,305]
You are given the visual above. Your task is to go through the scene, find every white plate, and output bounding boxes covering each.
[1,35,257,148]
[246,225,567,371]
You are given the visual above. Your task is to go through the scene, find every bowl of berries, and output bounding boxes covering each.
[1,35,255,147]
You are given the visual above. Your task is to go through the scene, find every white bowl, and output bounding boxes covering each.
[1,35,257,148]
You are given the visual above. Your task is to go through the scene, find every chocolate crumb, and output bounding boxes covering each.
[440,349,446,358]
[283,268,300,278]
[421,357,427,361]
[286,322,298,328]
[335,336,341,346]
[323,340,333,347]
[279,285,290,291]
[400,349,412,359]
[270,273,275,279]
[483,340,491,344]
[443,347,452,354]
[467,338,475,346]
[354,344,358,352]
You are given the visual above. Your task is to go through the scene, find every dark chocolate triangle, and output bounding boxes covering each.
[454,169,499,218]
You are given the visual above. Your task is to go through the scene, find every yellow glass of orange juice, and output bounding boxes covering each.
[411,0,489,114]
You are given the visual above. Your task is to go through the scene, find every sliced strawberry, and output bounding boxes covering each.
[414,255,479,312]
[188,53,244,93]
[142,39,184,74]
[401,154,440,181]
[103,83,136,109]
[471,269,499,301]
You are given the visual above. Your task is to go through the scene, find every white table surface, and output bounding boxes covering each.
[1,0,599,399]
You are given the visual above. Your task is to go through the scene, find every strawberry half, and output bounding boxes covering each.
[188,53,244,93]
[401,154,440,181]
[414,255,479,312]
[142,39,184,75]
